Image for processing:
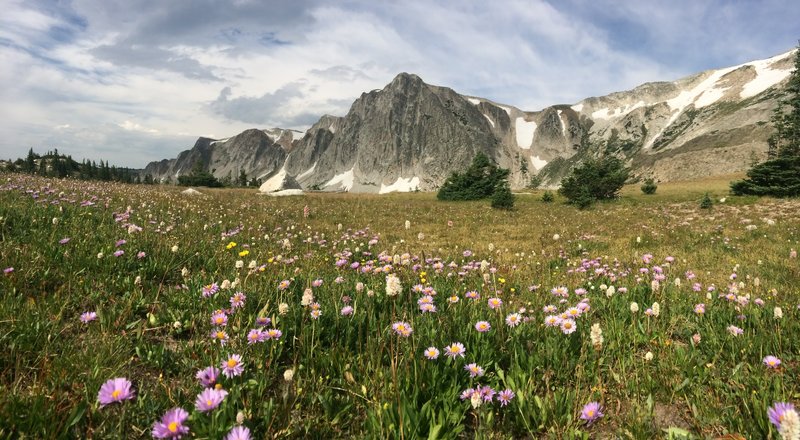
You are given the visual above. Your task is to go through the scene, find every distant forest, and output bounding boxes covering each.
[2,148,151,184]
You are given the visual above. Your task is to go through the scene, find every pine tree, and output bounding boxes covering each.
[731,44,800,197]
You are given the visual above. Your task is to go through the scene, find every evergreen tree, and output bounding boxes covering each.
[491,182,515,210]
[24,148,36,173]
[437,152,510,201]
[732,44,800,197]
[559,156,630,208]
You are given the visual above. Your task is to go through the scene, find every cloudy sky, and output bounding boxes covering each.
[1,0,798,168]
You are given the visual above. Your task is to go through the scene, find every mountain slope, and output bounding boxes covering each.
[142,49,796,192]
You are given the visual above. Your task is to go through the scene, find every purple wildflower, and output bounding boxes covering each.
[195,366,219,387]
[211,310,228,327]
[727,325,744,336]
[195,387,228,412]
[266,328,283,340]
[464,363,485,378]
[768,402,796,430]
[423,347,440,360]
[764,355,782,369]
[225,426,251,440]
[202,283,219,298]
[221,354,244,378]
[255,316,271,326]
[59,237,70,244]
[443,342,466,358]
[580,401,603,425]
[152,407,190,439]
[340,305,354,316]
[392,321,413,337]
[80,311,97,324]
[210,329,229,346]
[497,389,515,406]
[230,292,246,309]
[97,377,134,407]
[113,250,124,257]
[3,267,13,275]
[246,329,265,344]
[474,321,491,332]
[560,318,577,335]
[487,297,503,309]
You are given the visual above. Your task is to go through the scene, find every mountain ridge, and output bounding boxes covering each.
[142,49,797,192]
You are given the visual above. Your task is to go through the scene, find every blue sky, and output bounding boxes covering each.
[1,0,798,168]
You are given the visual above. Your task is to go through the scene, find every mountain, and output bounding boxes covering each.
[142,50,796,192]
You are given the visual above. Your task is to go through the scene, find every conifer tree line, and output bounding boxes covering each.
[4,148,146,184]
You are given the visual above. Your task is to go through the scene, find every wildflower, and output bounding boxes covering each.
[444,342,466,358]
[196,366,219,387]
[81,311,98,324]
[404,220,411,230]
[645,351,654,361]
[238,250,249,257]
[202,283,219,298]
[630,302,639,313]
[464,363,485,378]
[419,303,437,313]
[3,267,14,275]
[278,280,291,290]
[225,426,251,440]
[505,313,522,327]
[211,330,229,346]
[781,411,800,440]
[590,323,603,350]
[651,302,660,317]
[235,260,244,269]
[543,304,557,313]
[392,321,413,337]
[474,321,491,332]
[465,290,479,300]
[221,354,244,378]
[171,245,178,253]
[211,310,228,327]
[312,278,323,287]
[551,286,568,297]
[59,237,71,244]
[195,387,228,412]
[727,325,744,336]
[544,315,562,327]
[266,328,283,340]
[560,318,577,335]
[278,303,289,315]
[301,288,315,306]
[152,407,190,439]
[487,297,503,309]
[775,307,784,319]
[692,333,701,345]
[566,307,581,319]
[230,292,246,309]
[340,305,354,316]
[386,273,402,296]
[764,356,782,369]
[769,402,799,435]
[498,389,515,406]
[97,378,134,407]
[310,309,322,320]
[246,329,264,344]
[470,390,483,409]
[226,241,237,249]
[283,368,294,382]
[423,347,440,360]
[694,304,705,315]
[580,402,603,425]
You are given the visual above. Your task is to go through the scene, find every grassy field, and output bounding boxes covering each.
[1,173,799,439]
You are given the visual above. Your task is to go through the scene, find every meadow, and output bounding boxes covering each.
[1,173,799,439]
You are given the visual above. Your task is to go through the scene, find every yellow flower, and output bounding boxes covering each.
[498,278,506,284]
[239,250,249,257]
[226,241,237,249]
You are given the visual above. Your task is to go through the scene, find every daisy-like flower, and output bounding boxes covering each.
[230,292,246,309]
[580,401,603,425]
[152,407,190,439]
[560,318,577,335]
[479,385,496,402]
[464,363,485,378]
[444,342,466,358]
[543,304,558,313]
[221,354,244,378]
[196,366,219,387]
[392,321,413,337]
[246,329,264,344]
[195,387,228,413]
[97,378,134,407]
[202,283,219,298]
[566,307,581,319]
[310,309,322,320]
[505,313,522,327]
[764,355,782,369]
[278,280,291,290]
[465,290,479,300]
[341,305,354,316]
[448,294,460,304]
[769,402,798,431]
[497,389,515,406]
[225,426,251,440]
[727,325,744,336]
[211,310,228,327]
[551,286,568,298]
[487,297,503,309]
[544,315,562,327]
[255,316,271,327]
[266,328,283,340]
[81,311,98,324]
[474,321,491,332]
[694,303,705,315]
[419,303,437,313]
[210,330,229,346]
[423,347,440,360]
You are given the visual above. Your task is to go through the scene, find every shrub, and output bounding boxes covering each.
[437,152,510,201]
[541,191,554,203]
[641,178,657,195]
[700,192,713,209]
[730,155,800,197]
[491,182,515,210]
[559,156,630,207]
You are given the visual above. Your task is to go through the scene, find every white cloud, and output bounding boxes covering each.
[0,0,798,167]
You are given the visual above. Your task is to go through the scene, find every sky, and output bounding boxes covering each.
[1,0,798,168]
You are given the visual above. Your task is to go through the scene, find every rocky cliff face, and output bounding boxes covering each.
[142,50,796,192]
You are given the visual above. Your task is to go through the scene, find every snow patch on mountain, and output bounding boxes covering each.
[259,167,287,192]
[530,155,547,170]
[324,168,354,191]
[740,52,794,98]
[298,162,317,180]
[515,117,536,149]
[379,176,420,194]
[483,114,495,128]
[467,98,481,105]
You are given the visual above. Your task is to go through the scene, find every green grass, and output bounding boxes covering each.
[1,173,799,439]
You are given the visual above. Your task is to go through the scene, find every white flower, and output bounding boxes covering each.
[644,351,653,361]
[97,252,104,259]
[651,280,660,291]
[386,274,402,297]
[134,276,141,286]
[488,243,495,252]
[651,302,660,317]
[52,217,59,225]
[278,303,289,315]
[630,302,639,313]
[636,236,642,243]
[248,260,257,269]
[470,391,482,409]
[236,411,246,425]
[221,279,231,290]
[780,408,800,440]
[171,245,178,253]
[181,267,190,278]
[417,232,425,241]
[404,220,411,230]
[283,369,295,382]
[674,278,681,287]
[774,307,784,319]
[301,288,315,306]
[235,260,244,269]
[553,234,560,241]
[480,260,490,272]
[590,323,603,350]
